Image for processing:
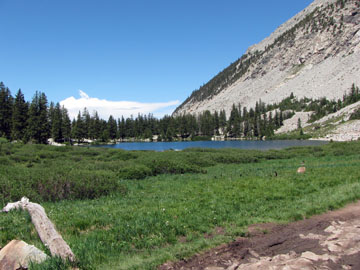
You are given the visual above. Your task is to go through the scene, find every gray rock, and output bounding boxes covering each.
[0,240,48,270]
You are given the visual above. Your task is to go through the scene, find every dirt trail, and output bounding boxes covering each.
[160,201,360,270]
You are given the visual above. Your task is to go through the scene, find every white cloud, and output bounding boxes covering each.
[60,90,180,120]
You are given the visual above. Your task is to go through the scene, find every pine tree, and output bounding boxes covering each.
[199,110,214,136]
[48,102,55,133]
[88,111,101,139]
[186,114,198,137]
[107,115,117,140]
[11,89,28,141]
[214,111,220,135]
[38,92,50,144]
[125,116,135,138]
[98,119,108,142]
[118,116,126,139]
[243,119,249,137]
[279,110,284,126]
[0,82,13,139]
[51,103,63,142]
[253,116,260,137]
[72,111,85,142]
[165,126,175,141]
[219,110,227,134]
[61,106,72,143]
[26,91,50,144]
[228,104,239,136]
[82,108,91,139]
[178,115,187,138]
[144,128,152,139]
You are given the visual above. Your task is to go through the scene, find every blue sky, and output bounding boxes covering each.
[0,0,313,119]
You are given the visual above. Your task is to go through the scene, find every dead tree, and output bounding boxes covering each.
[1,197,75,262]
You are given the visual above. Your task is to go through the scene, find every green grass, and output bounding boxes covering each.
[1,141,360,269]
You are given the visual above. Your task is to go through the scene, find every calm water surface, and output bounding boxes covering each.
[93,140,327,151]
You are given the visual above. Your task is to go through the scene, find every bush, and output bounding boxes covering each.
[118,164,152,179]
[2,140,360,203]
[0,167,126,202]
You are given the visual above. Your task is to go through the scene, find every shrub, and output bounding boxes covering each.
[118,164,152,179]
[0,168,126,202]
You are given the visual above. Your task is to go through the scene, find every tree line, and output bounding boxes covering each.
[1,81,359,144]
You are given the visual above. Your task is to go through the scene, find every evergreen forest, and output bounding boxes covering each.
[0,81,359,144]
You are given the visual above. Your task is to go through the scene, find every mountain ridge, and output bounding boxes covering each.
[174,0,360,117]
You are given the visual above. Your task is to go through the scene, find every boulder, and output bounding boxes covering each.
[0,240,47,270]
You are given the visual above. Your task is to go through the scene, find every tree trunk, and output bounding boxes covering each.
[1,197,75,262]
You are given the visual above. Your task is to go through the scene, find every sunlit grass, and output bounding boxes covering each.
[1,141,360,269]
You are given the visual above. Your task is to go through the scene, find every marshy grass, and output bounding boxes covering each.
[1,140,360,269]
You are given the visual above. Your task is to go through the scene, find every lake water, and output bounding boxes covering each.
[93,140,328,151]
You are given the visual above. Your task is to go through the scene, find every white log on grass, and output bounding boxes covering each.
[1,197,75,262]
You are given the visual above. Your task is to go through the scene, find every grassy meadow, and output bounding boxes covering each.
[1,139,360,269]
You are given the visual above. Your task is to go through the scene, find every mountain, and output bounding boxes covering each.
[174,0,360,117]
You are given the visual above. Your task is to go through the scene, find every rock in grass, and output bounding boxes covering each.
[0,240,48,270]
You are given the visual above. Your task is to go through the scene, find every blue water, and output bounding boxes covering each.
[93,140,328,151]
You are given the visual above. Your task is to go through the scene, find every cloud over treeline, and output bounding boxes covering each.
[60,90,180,120]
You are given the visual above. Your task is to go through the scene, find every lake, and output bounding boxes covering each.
[93,140,328,151]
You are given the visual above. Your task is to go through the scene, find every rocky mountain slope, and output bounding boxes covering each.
[276,100,360,141]
[174,0,360,118]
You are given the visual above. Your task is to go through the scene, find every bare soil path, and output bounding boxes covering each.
[159,201,360,270]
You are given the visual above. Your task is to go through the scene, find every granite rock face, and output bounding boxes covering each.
[175,0,360,119]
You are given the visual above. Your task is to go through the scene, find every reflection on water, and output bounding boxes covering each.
[92,140,327,151]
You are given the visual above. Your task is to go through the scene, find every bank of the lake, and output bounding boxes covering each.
[92,140,328,151]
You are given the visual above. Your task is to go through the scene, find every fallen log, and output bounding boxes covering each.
[1,197,75,262]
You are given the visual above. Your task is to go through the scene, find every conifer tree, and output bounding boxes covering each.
[144,128,152,139]
[61,106,71,142]
[88,111,101,139]
[199,110,214,136]
[72,111,85,142]
[48,102,55,132]
[253,116,259,137]
[228,104,238,136]
[38,92,50,143]
[82,108,91,139]
[100,119,109,141]
[26,91,50,144]
[0,82,13,139]
[177,115,187,138]
[165,126,175,141]
[51,103,63,142]
[125,116,135,138]
[214,111,220,135]
[219,110,227,133]
[243,119,249,137]
[279,110,284,126]
[274,111,280,128]
[107,115,117,140]
[118,116,126,139]
[11,89,28,141]
[187,114,198,137]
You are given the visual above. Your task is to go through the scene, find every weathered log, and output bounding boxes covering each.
[1,197,75,262]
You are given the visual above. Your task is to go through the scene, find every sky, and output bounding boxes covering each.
[0,0,313,119]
